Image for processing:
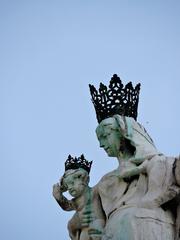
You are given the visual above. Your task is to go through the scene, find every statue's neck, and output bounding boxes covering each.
[118,137,135,160]
[117,152,136,171]
[118,159,136,170]
[118,150,132,159]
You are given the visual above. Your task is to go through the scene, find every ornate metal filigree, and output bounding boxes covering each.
[65,154,92,173]
[89,74,141,123]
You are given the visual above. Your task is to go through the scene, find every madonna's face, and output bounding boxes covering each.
[63,169,88,198]
[96,117,122,157]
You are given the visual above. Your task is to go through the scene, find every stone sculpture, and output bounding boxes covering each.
[53,154,105,240]
[89,74,180,240]
[94,115,179,240]
[53,74,180,240]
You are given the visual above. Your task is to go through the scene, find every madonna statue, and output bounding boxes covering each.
[89,74,180,240]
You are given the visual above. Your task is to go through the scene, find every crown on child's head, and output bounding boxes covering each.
[89,74,141,123]
[65,154,92,174]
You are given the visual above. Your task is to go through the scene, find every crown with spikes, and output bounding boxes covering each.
[65,154,92,174]
[89,74,141,123]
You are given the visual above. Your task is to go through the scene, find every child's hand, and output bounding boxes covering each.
[88,221,103,239]
[80,210,93,228]
[52,183,61,201]
[88,228,102,240]
[59,177,68,192]
[89,236,102,240]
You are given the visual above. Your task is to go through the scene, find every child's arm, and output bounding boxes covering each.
[52,182,75,211]
[110,160,148,180]
[120,160,148,179]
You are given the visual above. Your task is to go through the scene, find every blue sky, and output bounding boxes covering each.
[0,1,180,239]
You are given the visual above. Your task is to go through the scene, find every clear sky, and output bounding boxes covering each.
[0,1,180,239]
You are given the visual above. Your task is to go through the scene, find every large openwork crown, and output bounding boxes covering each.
[89,74,141,123]
[65,154,92,174]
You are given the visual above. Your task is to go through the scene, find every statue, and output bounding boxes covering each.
[53,74,180,240]
[89,75,180,240]
[174,156,180,240]
[53,154,105,240]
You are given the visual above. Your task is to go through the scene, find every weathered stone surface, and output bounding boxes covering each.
[94,115,180,240]
[53,115,180,239]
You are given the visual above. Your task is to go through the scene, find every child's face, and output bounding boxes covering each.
[63,169,88,198]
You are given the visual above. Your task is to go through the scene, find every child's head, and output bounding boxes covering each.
[62,154,92,197]
[62,168,89,198]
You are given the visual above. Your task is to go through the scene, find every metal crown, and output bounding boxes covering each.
[89,74,141,123]
[65,154,92,174]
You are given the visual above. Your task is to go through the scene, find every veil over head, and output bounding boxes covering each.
[113,115,162,164]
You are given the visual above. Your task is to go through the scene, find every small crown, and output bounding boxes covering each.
[65,154,92,174]
[89,74,141,123]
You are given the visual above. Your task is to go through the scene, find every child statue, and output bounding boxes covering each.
[53,154,105,240]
